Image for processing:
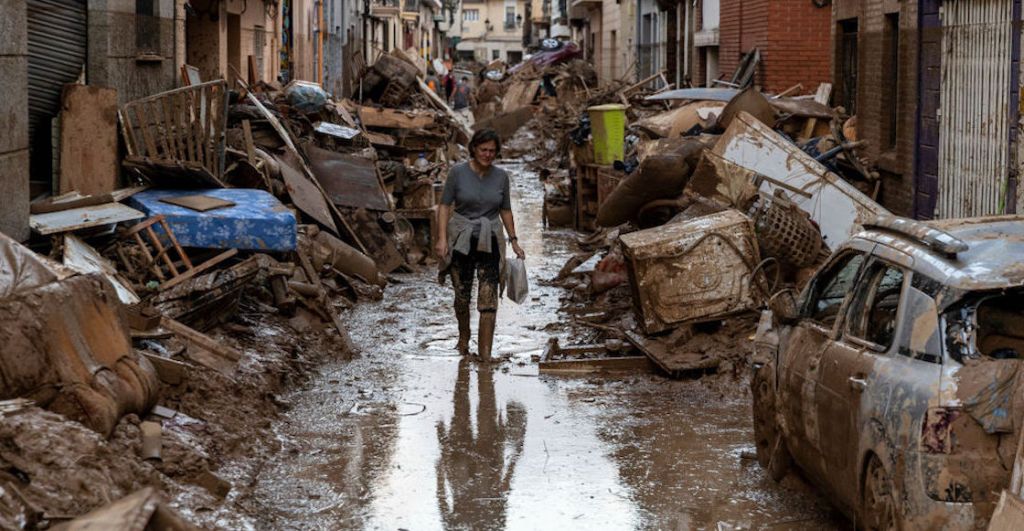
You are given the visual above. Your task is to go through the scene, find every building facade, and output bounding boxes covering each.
[834,0,1023,219]
[455,0,529,63]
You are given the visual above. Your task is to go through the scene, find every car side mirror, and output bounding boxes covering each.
[770,289,800,325]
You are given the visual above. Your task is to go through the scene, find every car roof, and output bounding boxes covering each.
[848,215,1024,291]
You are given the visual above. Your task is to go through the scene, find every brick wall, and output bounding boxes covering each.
[715,0,829,93]
[719,0,767,85]
[764,0,832,93]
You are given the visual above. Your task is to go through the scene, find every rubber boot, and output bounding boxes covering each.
[455,302,471,356]
[478,310,496,361]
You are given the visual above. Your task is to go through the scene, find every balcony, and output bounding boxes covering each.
[370,0,400,17]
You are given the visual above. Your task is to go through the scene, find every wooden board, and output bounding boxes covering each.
[501,80,538,114]
[625,330,720,378]
[307,145,391,211]
[540,356,654,374]
[29,202,145,235]
[276,154,340,234]
[59,85,119,196]
[990,491,1024,531]
[159,194,236,212]
[357,105,435,129]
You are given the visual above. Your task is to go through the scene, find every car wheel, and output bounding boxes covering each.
[862,455,899,531]
[752,363,790,480]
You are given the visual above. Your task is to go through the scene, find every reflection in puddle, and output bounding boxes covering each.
[435,359,526,530]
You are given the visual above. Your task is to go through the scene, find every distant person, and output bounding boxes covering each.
[443,72,456,101]
[425,68,441,95]
[452,77,473,110]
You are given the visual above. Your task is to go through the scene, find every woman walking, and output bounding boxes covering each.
[435,129,526,361]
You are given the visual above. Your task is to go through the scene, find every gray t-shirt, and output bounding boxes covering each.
[441,162,511,236]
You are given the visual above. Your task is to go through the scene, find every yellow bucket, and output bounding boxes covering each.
[588,104,628,165]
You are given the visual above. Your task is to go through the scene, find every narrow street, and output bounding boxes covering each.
[236,161,847,530]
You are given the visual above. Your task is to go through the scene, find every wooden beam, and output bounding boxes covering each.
[800,83,833,140]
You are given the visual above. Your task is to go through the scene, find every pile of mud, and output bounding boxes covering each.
[0,289,353,529]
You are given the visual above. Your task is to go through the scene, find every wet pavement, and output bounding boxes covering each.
[240,162,850,530]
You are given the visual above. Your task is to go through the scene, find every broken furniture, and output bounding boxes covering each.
[119,80,230,188]
[619,209,763,334]
[711,111,887,248]
[50,487,197,531]
[114,215,238,291]
[127,189,297,251]
[538,337,653,374]
[30,202,146,235]
[0,235,159,436]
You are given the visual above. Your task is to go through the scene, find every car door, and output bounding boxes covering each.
[778,250,866,484]
[817,257,909,510]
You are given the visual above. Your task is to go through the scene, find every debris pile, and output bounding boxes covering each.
[525,75,887,379]
[1,48,481,526]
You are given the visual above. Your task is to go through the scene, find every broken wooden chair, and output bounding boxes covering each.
[115,215,237,291]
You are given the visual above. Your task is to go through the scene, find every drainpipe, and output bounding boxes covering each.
[316,0,324,85]
[635,0,641,82]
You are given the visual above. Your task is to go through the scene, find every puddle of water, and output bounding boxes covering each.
[240,161,849,530]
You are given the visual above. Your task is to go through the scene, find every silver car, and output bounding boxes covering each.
[752,215,1024,530]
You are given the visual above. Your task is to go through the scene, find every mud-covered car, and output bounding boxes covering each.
[752,215,1024,529]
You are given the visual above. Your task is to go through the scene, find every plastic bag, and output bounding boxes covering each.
[505,257,529,304]
[284,80,329,113]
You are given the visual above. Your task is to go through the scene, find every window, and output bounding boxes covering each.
[505,6,516,29]
[463,9,479,21]
[836,18,858,115]
[805,253,865,325]
[882,13,900,149]
[136,0,161,54]
[845,262,905,350]
[492,49,500,60]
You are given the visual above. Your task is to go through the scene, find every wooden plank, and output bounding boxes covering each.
[177,91,197,163]
[159,248,237,291]
[624,330,719,378]
[159,194,236,212]
[990,491,1024,531]
[540,356,654,374]
[58,85,119,196]
[800,83,833,140]
[241,120,256,164]
[162,317,242,362]
[140,352,192,385]
[161,95,183,159]
[357,105,436,129]
[29,202,145,235]
[118,109,139,156]
[133,105,159,158]
[247,55,258,86]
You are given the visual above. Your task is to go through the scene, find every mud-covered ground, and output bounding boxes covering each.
[0,153,849,530]
[228,159,851,530]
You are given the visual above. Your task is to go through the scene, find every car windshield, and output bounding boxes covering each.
[945,288,1024,363]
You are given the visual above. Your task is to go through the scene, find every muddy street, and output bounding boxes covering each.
[230,162,847,530]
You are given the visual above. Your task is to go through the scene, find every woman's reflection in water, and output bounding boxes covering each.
[435,358,527,530]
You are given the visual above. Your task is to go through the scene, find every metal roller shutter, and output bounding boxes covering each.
[937,0,1015,218]
[27,0,87,143]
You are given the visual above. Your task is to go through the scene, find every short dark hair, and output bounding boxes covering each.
[469,129,501,157]
[461,76,468,82]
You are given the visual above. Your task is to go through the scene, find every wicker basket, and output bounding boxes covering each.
[751,194,823,268]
